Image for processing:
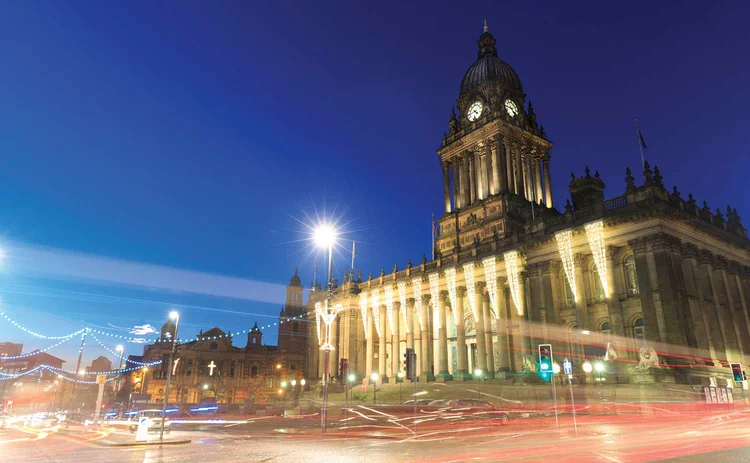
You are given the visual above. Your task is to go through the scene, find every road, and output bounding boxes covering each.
[2,409,749,462]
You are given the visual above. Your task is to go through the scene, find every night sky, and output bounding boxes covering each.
[0,1,748,365]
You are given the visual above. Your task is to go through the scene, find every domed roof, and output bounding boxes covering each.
[289,267,302,287]
[460,23,523,96]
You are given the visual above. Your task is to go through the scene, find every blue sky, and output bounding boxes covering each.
[0,1,748,366]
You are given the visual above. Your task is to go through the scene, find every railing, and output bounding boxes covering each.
[604,196,628,212]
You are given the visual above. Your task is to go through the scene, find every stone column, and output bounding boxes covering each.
[680,243,717,364]
[442,163,452,213]
[606,246,626,336]
[482,291,495,377]
[651,235,688,347]
[452,161,461,210]
[629,238,662,343]
[420,294,434,381]
[573,253,590,330]
[697,251,728,362]
[474,282,488,375]
[521,150,530,200]
[732,266,750,355]
[454,287,470,379]
[436,290,452,381]
[718,259,747,361]
[517,272,532,362]
[514,144,523,196]
[495,278,510,371]
[483,143,493,197]
[461,155,470,209]
[366,307,374,377]
[534,157,543,205]
[392,302,401,379]
[495,136,507,194]
[378,305,388,382]
[468,153,476,205]
[405,298,415,350]
[505,139,515,195]
[542,154,553,208]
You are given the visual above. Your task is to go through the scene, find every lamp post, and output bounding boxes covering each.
[299,378,306,415]
[314,224,341,433]
[160,311,179,442]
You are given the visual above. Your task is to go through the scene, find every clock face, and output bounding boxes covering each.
[504,99,519,118]
[467,101,483,122]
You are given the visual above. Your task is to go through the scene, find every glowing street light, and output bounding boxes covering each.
[281,381,288,388]
[594,361,605,372]
[291,379,297,387]
[552,363,561,374]
[300,378,306,386]
[371,373,380,405]
[582,361,593,373]
[348,374,355,383]
[314,223,342,433]
[203,384,209,390]
[161,310,180,441]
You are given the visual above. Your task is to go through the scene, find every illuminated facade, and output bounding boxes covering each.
[133,269,306,406]
[303,24,750,387]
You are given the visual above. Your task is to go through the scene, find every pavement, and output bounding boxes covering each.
[1,406,749,462]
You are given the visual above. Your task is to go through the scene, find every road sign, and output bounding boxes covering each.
[538,344,553,371]
[563,358,573,375]
[96,374,107,385]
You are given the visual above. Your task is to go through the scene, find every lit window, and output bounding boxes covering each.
[600,320,611,335]
[633,316,645,347]
[624,256,639,296]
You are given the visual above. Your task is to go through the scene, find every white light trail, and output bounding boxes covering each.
[555,230,578,303]
[585,220,609,297]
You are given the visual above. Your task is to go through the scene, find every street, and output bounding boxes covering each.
[2,408,749,462]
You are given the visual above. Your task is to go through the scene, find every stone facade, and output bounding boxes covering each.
[301,25,750,387]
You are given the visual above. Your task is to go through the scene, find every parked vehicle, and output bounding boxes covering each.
[129,409,171,434]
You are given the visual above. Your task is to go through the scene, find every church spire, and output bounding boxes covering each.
[483,18,488,33]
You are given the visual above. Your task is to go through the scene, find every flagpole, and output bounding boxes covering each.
[636,118,645,168]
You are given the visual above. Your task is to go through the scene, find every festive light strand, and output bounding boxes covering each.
[0,311,85,340]
[397,281,409,334]
[370,289,381,337]
[428,273,440,329]
[462,262,478,322]
[0,336,76,360]
[359,291,369,339]
[585,220,609,297]
[0,365,44,378]
[43,363,157,376]
[411,278,424,331]
[555,230,578,303]
[445,267,458,326]
[503,251,523,315]
[482,256,499,319]
[385,286,395,334]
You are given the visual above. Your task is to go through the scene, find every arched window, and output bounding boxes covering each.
[633,316,645,347]
[250,365,258,378]
[564,276,575,307]
[600,320,611,335]
[210,342,218,352]
[624,256,639,296]
[593,265,606,302]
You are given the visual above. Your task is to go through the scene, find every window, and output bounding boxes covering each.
[600,320,611,335]
[633,316,645,347]
[210,342,218,351]
[564,276,575,307]
[251,365,258,378]
[624,256,639,296]
[186,359,192,377]
[292,322,299,335]
[230,360,235,378]
[593,266,606,302]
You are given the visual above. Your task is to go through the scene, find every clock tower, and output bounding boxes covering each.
[435,21,556,258]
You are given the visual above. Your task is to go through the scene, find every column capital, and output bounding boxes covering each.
[697,249,714,266]
[537,259,553,275]
[482,291,491,302]
[496,275,507,286]
[680,242,699,260]
[714,255,730,271]
[628,237,649,255]
[393,301,401,310]
[475,281,487,291]
[456,286,468,297]
[728,262,741,276]
[421,294,431,305]
[574,253,588,267]
[648,232,680,252]
[406,297,416,307]
[439,290,450,302]
[607,245,620,261]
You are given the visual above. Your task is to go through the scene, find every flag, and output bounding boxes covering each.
[637,119,648,150]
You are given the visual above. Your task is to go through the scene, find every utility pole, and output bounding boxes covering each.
[67,329,88,414]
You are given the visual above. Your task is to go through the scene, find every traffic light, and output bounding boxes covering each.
[339,358,349,384]
[404,348,416,380]
[730,363,744,382]
[538,344,553,372]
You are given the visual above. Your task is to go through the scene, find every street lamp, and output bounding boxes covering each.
[160,310,179,442]
[371,373,379,405]
[314,223,341,433]
[291,379,297,387]
[594,361,605,384]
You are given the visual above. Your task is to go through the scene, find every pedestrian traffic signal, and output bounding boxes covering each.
[730,363,744,382]
[538,344,553,372]
[339,358,349,384]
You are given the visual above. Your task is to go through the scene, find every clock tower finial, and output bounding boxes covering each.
[483,18,488,33]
